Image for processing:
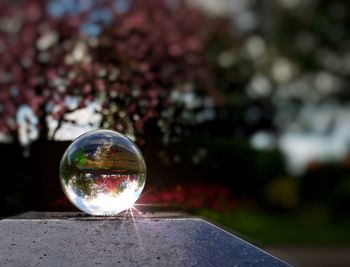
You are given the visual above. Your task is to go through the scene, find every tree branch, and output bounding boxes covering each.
[50,106,82,141]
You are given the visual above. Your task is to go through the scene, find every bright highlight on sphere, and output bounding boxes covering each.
[59,129,146,215]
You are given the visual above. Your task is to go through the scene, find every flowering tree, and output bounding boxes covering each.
[0,0,86,143]
[0,0,230,145]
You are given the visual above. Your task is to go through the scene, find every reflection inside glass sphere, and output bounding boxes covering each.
[59,129,146,215]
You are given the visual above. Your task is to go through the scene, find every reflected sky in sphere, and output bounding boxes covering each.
[59,129,146,215]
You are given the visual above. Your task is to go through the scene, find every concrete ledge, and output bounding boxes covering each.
[0,212,290,266]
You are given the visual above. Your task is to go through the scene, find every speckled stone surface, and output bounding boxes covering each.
[0,212,290,267]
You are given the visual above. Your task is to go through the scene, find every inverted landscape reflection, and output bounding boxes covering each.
[60,129,146,215]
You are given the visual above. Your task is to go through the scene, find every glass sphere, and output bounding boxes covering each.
[59,129,146,216]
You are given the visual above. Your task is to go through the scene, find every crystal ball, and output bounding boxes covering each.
[59,129,146,215]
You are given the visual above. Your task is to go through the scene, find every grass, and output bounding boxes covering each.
[196,208,350,245]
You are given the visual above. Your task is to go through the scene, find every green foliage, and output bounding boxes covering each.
[264,177,299,209]
[72,173,95,198]
[197,208,350,245]
[74,149,88,167]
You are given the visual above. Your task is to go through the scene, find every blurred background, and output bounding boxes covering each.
[0,0,349,265]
